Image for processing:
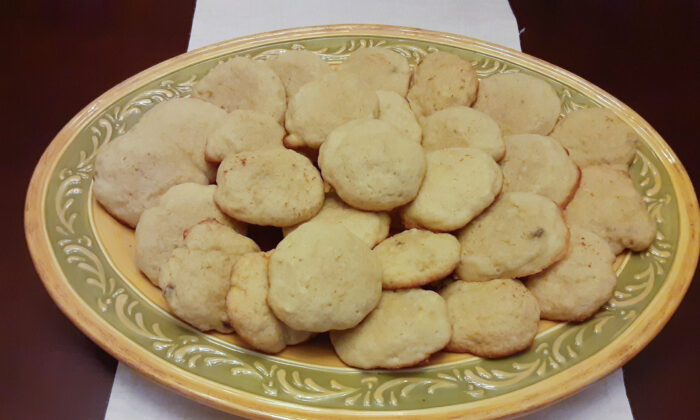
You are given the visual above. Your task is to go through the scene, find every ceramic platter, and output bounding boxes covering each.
[25,25,699,419]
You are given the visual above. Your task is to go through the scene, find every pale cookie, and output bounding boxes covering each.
[341,47,411,95]
[376,90,422,143]
[474,72,561,135]
[526,226,616,322]
[226,252,312,354]
[268,222,383,332]
[564,166,656,254]
[501,134,580,206]
[160,220,260,333]
[318,119,426,211]
[135,183,246,287]
[193,56,286,122]
[205,110,285,163]
[401,147,502,231]
[330,289,451,369]
[550,107,639,169]
[284,72,379,149]
[267,50,331,98]
[373,229,460,289]
[421,106,505,160]
[282,194,391,248]
[215,148,324,227]
[407,51,479,118]
[93,131,208,227]
[440,279,540,358]
[133,98,226,181]
[456,192,569,281]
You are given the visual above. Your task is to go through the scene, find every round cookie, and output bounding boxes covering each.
[267,50,331,98]
[330,289,451,369]
[284,72,379,149]
[135,183,245,287]
[193,56,286,122]
[282,194,391,248]
[341,47,411,96]
[133,98,227,181]
[215,148,324,227]
[226,252,313,354]
[376,90,422,143]
[456,192,569,281]
[93,131,208,228]
[474,72,561,135]
[407,51,479,118]
[205,110,285,163]
[564,165,656,254]
[373,229,460,289]
[526,226,616,322]
[401,147,502,232]
[318,119,426,211]
[421,106,505,160]
[268,222,383,332]
[550,107,639,169]
[160,220,260,333]
[440,279,540,358]
[501,134,580,206]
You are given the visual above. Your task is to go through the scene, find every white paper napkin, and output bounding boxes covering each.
[105,1,635,418]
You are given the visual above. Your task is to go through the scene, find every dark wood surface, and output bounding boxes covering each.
[2,1,698,419]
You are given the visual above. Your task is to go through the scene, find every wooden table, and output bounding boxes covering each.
[3,1,698,418]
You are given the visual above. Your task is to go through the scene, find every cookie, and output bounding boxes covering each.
[94,130,208,227]
[373,229,460,289]
[160,220,260,333]
[226,252,312,353]
[421,106,505,160]
[193,56,286,122]
[474,72,561,135]
[267,50,331,98]
[268,222,383,332]
[550,108,639,169]
[215,148,324,227]
[330,289,451,369]
[284,72,379,149]
[341,47,411,95]
[133,98,226,181]
[501,134,580,206]
[135,183,246,287]
[205,110,285,163]
[526,226,616,322]
[401,147,502,231]
[456,192,569,281]
[376,90,422,143]
[407,51,479,118]
[318,119,426,211]
[440,279,540,357]
[282,194,391,248]
[564,165,656,254]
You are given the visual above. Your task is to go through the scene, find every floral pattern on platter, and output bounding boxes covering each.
[47,38,677,410]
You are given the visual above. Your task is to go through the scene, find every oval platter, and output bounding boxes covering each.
[24,25,699,419]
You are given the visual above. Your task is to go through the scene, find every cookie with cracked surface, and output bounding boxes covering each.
[474,72,561,135]
[526,226,617,322]
[564,165,656,254]
[268,222,383,332]
[330,289,451,369]
[401,147,502,231]
[160,220,260,333]
[374,229,460,289]
[226,252,312,354]
[456,192,569,281]
[215,148,324,227]
[441,279,540,358]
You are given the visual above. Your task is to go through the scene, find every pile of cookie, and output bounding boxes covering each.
[93,47,656,369]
